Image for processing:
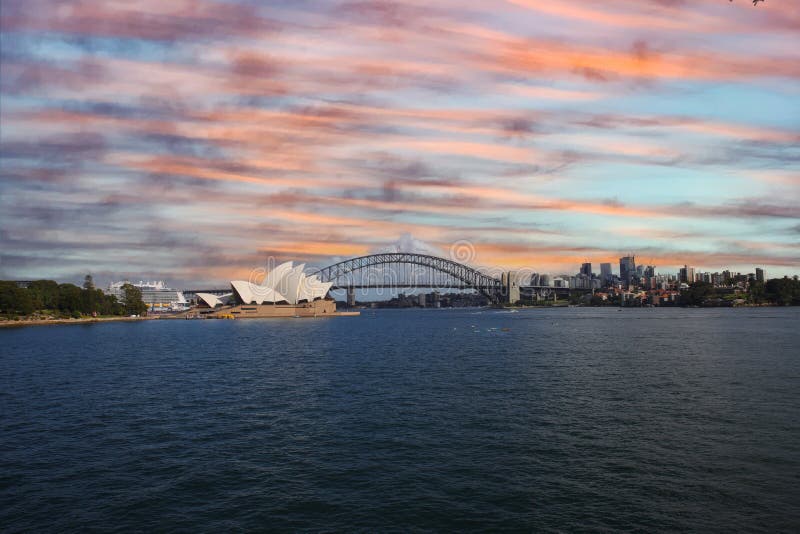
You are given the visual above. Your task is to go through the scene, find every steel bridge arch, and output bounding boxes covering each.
[311,253,503,302]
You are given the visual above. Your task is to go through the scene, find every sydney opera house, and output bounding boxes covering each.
[195,261,338,318]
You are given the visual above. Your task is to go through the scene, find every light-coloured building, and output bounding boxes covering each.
[680,265,695,284]
[106,280,188,311]
[195,261,333,308]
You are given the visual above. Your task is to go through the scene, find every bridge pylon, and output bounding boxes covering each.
[501,271,521,305]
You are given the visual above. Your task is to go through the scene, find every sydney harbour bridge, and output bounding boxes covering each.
[310,252,566,305]
[188,252,568,305]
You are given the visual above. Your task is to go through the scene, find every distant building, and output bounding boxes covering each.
[107,280,188,311]
[580,262,592,277]
[619,256,636,286]
[679,265,695,284]
[600,263,612,284]
[755,268,765,283]
[571,275,592,290]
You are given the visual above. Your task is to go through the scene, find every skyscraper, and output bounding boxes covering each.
[580,262,592,277]
[755,268,765,283]
[600,263,612,284]
[680,265,695,284]
[619,256,635,286]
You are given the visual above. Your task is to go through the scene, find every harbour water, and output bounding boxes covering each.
[2,307,799,531]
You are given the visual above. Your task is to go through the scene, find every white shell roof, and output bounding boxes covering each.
[228,261,330,305]
[195,292,232,307]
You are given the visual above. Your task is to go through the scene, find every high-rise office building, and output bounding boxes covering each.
[755,268,765,283]
[619,256,636,286]
[580,262,592,277]
[680,265,695,284]
[600,263,612,284]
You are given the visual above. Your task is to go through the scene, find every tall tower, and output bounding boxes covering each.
[619,255,636,286]
[600,263,612,285]
[686,266,695,284]
[502,271,520,305]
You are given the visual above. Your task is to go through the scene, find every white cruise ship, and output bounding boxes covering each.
[106,280,189,312]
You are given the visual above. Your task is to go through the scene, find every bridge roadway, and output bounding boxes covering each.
[185,285,572,295]
[330,284,570,291]
[330,284,492,290]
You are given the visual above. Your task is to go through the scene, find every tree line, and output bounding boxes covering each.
[681,277,800,306]
[0,275,147,319]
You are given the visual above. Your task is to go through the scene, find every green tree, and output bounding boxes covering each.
[568,290,586,305]
[748,281,766,305]
[28,280,59,310]
[121,283,147,316]
[0,281,16,315]
[58,283,83,313]
[682,282,715,306]
[0,282,35,316]
[765,277,799,306]
[15,288,35,316]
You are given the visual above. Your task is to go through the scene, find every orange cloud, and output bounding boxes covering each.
[505,0,729,32]
[395,139,535,164]
[260,241,371,258]
[501,83,608,102]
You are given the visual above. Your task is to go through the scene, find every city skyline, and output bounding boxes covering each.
[26,250,792,291]
[1,0,799,286]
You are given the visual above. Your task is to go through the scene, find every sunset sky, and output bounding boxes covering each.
[1,0,798,286]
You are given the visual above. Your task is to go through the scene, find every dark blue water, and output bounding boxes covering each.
[2,307,799,532]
